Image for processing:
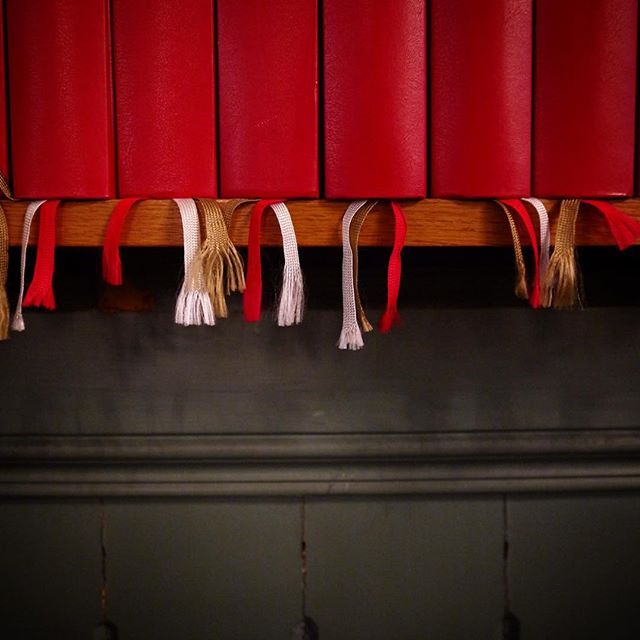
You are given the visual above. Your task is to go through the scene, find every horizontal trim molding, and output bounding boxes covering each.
[2,430,640,496]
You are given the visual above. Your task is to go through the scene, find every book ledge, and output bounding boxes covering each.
[4,198,640,248]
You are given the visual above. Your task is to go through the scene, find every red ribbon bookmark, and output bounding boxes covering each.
[378,201,408,333]
[582,200,640,250]
[102,197,142,285]
[23,199,60,310]
[243,199,282,322]
[501,199,541,309]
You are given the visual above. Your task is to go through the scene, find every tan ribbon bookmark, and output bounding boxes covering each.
[195,199,246,318]
[0,173,14,201]
[496,200,528,301]
[349,200,378,332]
[543,198,581,309]
[0,203,9,339]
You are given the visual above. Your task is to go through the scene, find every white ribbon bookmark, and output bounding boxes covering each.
[174,198,215,326]
[270,202,304,326]
[523,197,550,285]
[338,200,369,350]
[11,199,46,332]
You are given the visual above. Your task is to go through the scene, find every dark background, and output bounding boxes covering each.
[1,246,640,639]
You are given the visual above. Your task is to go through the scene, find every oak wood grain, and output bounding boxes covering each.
[3,198,639,247]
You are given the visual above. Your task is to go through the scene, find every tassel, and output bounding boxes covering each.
[102,198,141,285]
[582,200,640,250]
[544,198,581,309]
[174,198,215,326]
[196,198,245,318]
[0,204,9,340]
[291,617,319,640]
[349,200,378,332]
[378,201,407,333]
[244,200,304,326]
[522,197,550,301]
[500,200,540,309]
[12,200,46,331]
[23,200,60,310]
[337,200,370,350]
[496,200,529,301]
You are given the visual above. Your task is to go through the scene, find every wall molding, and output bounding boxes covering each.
[2,430,640,496]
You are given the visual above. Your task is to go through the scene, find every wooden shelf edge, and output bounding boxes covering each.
[3,198,640,248]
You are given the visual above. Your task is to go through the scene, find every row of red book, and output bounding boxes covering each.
[1,0,638,200]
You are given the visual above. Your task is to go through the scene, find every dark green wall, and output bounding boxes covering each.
[2,248,640,638]
[2,495,640,639]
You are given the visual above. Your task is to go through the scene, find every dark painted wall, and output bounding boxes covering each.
[2,248,640,638]
[1,495,640,639]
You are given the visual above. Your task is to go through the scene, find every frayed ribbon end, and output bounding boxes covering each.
[278,263,304,327]
[175,289,215,327]
[337,322,364,350]
[11,311,25,332]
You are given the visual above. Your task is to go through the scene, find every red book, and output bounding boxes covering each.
[0,0,8,185]
[6,0,115,199]
[534,0,637,197]
[324,0,427,199]
[113,0,217,198]
[218,0,318,198]
[431,0,532,198]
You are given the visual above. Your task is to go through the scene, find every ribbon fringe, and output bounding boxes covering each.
[278,261,304,326]
[337,321,364,351]
[544,199,581,309]
[543,246,580,309]
[196,199,246,319]
[174,288,215,326]
[174,198,215,327]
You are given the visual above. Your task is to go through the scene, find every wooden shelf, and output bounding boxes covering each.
[4,198,640,247]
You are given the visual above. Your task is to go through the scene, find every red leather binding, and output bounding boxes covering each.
[324,0,427,199]
[534,0,638,197]
[218,0,318,198]
[6,0,115,199]
[113,0,217,198]
[0,0,8,183]
[431,0,532,198]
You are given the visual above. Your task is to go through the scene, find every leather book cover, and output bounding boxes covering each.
[431,0,532,198]
[7,0,115,199]
[113,0,217,198]
[324,0,427,199]
[217,0,318,198]
[534,0,637,197]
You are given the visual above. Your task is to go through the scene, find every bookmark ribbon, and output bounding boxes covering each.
[174,198,215,326]
[195,198,245,319]
[102,197,141,285]
[500,199,540,308]
[0,204,8,339]
[243,200,304,326]
[12,200,46,331]
[23,199,60,310]
[544,198,581,309]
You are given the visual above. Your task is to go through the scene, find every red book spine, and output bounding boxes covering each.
[6,0,115,199]
[430,0,532,198]
[0,0,8,184]
[324,0,427,199]
[534,0,638,197]
[217,0,318,198]
[113,0,217,198]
